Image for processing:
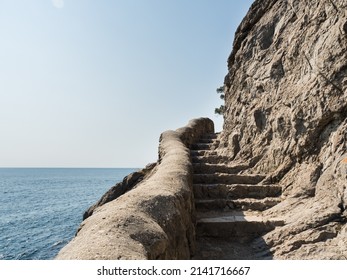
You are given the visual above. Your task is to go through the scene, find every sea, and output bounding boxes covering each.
[0,168,138,260]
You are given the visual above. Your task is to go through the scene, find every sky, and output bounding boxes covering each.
[0,0,254,168]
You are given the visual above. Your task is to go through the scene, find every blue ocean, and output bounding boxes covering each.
[0,168,138,260]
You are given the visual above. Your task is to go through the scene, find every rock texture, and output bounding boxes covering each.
[219,0,347,259]
[56,118,214,260]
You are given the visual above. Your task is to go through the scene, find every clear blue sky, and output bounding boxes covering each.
[0,0,254,168]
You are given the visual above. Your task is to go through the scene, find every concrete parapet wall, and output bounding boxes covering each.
[56,118,214,260]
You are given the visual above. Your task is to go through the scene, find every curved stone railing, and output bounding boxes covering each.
[56,118,214,260]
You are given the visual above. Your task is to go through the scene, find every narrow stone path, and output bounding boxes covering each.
[191,133,284,259]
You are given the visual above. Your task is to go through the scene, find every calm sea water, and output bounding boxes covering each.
[0,168,137,260]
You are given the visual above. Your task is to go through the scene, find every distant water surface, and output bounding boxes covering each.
[0,168,137,260]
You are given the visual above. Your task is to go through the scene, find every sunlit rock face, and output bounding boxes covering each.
[219,0,347,259]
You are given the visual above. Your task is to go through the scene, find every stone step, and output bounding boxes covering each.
[193,163,248,174]
[191,155,230,164]
[193,184,282,199]
[193,173,265,185]
[196,212,284,241]
[190,150,218,157]
[197,138,220,144]
[201,133,218,140]
[191,143,215,150]
[195,197,281,211]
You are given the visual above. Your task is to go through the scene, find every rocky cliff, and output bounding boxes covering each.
[219,0,347,259]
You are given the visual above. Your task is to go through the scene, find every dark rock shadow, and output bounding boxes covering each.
[192,235,273,260]
[192,210,275,260]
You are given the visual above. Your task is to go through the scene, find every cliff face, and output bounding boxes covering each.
[220,0,347,259]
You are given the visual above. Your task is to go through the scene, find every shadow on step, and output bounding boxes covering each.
[192,235,273,260]
[192,211,277,260]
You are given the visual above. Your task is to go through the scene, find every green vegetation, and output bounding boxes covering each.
[215,85,225,115]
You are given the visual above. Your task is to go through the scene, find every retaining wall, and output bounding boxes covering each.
[56,118,214,259]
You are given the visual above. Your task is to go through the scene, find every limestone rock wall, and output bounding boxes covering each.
[220,0,347,259]
[56,118,214,260]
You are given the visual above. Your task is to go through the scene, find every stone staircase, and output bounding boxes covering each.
[191,133,284,259]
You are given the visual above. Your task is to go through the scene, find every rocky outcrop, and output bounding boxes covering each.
[219,0,347,259]
[56,118,214,260]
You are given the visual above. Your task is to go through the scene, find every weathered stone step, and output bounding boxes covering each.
[190,150,218,157]
[191,143,215,150]
[191,155,230,164]
[193,163,248,174]
[193,173,265,185]
[193,184,282,199]
[195,197,281,211]
[196,212,284,241]
[201,133,218,140]
[197,138,220,144]
[196,209,259,219]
